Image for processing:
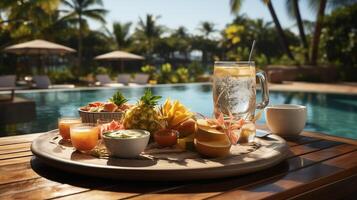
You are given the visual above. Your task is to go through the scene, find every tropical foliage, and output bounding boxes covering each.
[0,0,356,81]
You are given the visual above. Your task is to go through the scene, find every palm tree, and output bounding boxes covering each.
[286,0,309,63]
[198,21,216,39]
[173,26,189,38]
[0,0,60,23]
[195,22,217,68]
[61,0,107,72]
[265,0,295,61]
[230,0,295,61]
[309,0,327,65]
[135,14,163,59]
[171,26,191,61]
[112,21,132,50]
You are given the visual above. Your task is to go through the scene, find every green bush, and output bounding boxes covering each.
[158,63,173,84]
[48,68,75,84]
[322,4,357,80]
[95,67,109,75]
[140,62,206,84]
[175,67,190,83]
[141,65,158,80]
[187,61,204,81]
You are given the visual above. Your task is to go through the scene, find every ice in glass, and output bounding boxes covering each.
[213,63,256,120]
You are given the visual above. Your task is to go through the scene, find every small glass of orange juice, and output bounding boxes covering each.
[58,117,81,140]
[70,123,99,152]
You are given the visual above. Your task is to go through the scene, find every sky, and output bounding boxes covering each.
[90,0,317,34]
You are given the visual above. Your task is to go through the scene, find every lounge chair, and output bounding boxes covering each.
[117,74,131,85]
[95,74,123,87]
[33,75,75,89]
[0,75,16,88]
[129,73,149,86]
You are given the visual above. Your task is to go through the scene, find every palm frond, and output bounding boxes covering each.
[61,0,75,9]
[82,0,104,8]
[82,9,107,23]
[285,0,296,19]
[230,0,243,14]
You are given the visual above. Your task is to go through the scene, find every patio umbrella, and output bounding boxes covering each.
[3,39,76,74]
[94,50,144,72]
[3,39,75,55]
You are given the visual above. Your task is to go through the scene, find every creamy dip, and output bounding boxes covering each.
[104,130,148,139]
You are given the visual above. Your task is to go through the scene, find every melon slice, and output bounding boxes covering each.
[194,138,231,158]
[195,119,228,143]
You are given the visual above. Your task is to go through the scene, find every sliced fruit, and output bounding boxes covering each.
[195,124,228,143]
[173,118,196,138]
[103,102,118,112]
[194,138,231,157]
[196,119,219,129]
[160,99,193,127]
[89,102,104,107]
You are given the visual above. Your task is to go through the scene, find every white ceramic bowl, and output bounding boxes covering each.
[265,104,307,137]
[102,129,150,158]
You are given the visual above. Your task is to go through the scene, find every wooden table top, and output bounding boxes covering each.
[0,129,356,200]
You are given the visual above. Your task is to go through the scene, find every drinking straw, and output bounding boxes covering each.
[248,40,256,62]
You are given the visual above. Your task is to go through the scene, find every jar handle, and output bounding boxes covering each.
[256,70,269,109]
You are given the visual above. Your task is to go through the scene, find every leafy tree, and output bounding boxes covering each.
[0,0,60,40]
[222,15,300,65]
[112,21,132,50]
[61,0,107,73]
[171,26,191,61]
[154,36,175,61]
[322,4,357,71]
[230,0,295,61]
[309,0,356,65]
[192,36,219,69]
[195,21,219,68]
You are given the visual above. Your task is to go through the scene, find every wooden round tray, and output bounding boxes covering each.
[31,130,288,181]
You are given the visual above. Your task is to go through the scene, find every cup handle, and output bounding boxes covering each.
[256,70,269,109]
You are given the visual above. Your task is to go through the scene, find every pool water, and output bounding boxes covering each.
[10,83,357,139]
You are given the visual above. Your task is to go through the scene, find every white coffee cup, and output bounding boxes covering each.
[265,104,307,137]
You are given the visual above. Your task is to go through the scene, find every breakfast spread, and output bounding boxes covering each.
[58,89,257,159]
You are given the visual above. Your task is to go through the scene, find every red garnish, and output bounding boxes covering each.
[89,102,104,107]
[101,120,124,134]
[103,102,118,112]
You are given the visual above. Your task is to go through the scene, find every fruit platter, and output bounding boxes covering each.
[31,90,288,181]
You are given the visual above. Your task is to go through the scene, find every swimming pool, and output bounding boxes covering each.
[10,83,357,139]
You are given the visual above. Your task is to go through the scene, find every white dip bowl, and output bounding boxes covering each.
[102,129,150,158]
[265,104,307,137]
